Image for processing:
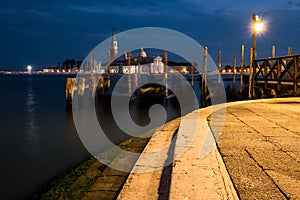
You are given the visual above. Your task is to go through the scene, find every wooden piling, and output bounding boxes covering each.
[78,77,85,96]
[97,76,104,93]
[288,47,292,56]
[127,55,132,95]
[66,78,76,109]
[218,50,222,83]
[287,47,293,80]
[202,47,208,105]
[191,62,194,87]
[233,55,237,95]
[90,49,93,73]
[249,48,253,99]
[89,75,96,97]
[135,60,139,88]
[271,45,276,79]
[293,57,298,96]
[272,45,276,66]
[134,72,139,88]
[263,58,268,91]
[103,76,110,90]
[240,45,244,94]
[107,53,111,91]
[277,56,281,97]
[163,50,169,97]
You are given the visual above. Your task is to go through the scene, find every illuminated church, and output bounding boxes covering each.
[107,33,195,74]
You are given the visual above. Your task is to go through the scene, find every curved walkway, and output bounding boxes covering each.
[118,103,238,199]
[118,98,300,200]
[80,97,300,199]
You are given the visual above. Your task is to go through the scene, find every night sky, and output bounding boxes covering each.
[1,0,300,70]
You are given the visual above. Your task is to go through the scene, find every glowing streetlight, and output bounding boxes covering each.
[250,14,266,99]
[27,65,32,73]
[254,22,263,32]
[252,14,264,60]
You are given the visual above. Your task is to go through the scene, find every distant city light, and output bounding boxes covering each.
[27,65,32,73]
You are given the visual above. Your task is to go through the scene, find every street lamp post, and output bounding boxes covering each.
[250,14,264,99]
[252,14,257,60]
[252,14,263,60]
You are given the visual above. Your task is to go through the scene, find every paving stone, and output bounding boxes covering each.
[266,170,300,199]
[216,98,300,199]
[81,98,300,200]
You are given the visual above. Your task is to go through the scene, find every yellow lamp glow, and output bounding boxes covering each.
[254,22,263,32]
[252,14,265,34]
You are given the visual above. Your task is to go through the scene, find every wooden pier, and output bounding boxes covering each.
[251,54,300,98]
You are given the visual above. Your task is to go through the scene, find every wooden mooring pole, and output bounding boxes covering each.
[271,45,276,79]
[191,62,195,87]
[240,45,244,95]
[218,50,221,83]
[249,48,253,99]
[66,78,76,109]
[90,49,93,73]
[163,50,169,97]
[232,55,237,95]
[288,47,292,56]
[272,45,276,65]
[293,56,298,96]
[127,55,132,95]
[202,47,208,105]
[97,76,104,93]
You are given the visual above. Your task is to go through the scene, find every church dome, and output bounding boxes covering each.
[139,47,147,58]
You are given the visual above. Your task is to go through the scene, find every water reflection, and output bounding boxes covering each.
[24,77,44,170]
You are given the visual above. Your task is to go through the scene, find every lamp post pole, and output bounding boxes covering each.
[252,14,258,60]
[251,13,263,99]
[251,14,257,99]
[250,13,265,98]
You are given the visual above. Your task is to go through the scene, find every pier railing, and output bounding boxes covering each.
[252,54,300,98]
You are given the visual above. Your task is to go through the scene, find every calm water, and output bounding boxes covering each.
[0,74,90,199]
[0,74,202,199]
[0,73,241,199]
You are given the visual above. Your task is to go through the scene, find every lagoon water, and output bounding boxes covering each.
[0,74,91,199]
[0,73,241,199]
[0,74,203,199]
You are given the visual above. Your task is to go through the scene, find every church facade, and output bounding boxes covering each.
[106,34,194,75]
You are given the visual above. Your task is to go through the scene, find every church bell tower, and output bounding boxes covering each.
[108,29,118,63]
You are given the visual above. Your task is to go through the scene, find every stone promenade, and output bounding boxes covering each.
[81,98,300,199]
[215,98,300,199]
